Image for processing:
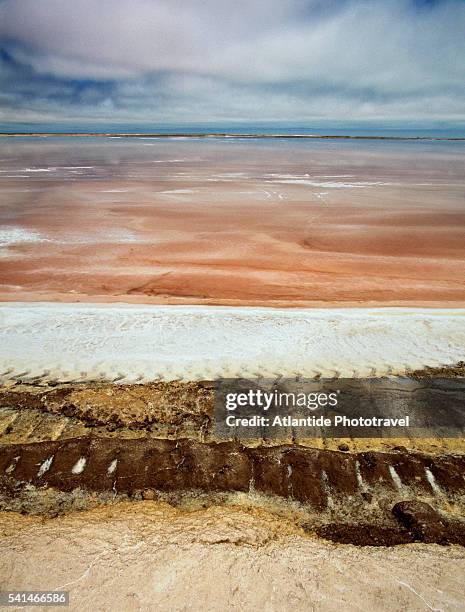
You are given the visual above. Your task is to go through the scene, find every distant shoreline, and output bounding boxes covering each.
[1,132,464,141]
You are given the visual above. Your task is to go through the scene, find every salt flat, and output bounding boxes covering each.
[0,303,464,382]
[1,138,465,307]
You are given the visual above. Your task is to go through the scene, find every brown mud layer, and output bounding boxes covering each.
[1,436,465,546]
[411,361,465,378]
[1,378,464,547]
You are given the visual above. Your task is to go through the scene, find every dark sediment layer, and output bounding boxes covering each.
[0,379,464,547]
[411,361,465,378]
[1,436,465,546]
[2,437,463,499]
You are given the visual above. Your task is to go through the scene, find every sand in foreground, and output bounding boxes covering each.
[1,503,464,612]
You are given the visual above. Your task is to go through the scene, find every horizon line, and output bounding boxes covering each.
[1,132,465,141]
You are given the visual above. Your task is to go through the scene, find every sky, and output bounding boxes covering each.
[0,0,464,126]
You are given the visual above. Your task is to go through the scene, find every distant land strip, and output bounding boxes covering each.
[1,133,465,141]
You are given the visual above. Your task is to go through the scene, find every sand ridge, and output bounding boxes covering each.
[1,304,465,381]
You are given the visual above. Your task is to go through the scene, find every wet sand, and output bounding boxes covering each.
[1,138,464,306]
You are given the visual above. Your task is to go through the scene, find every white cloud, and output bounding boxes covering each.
[0,0,464,122]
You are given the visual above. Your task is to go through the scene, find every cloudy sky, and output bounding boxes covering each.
[0,0,464,125]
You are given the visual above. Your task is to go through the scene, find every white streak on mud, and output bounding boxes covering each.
[425,468,442,496]
[388,466,404,491]
[37,455,54,478]
[355,461,368,492]
[72,457,87,475]
[5,456,20,474]
[0,228,50,246]
[107,459,118,475]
